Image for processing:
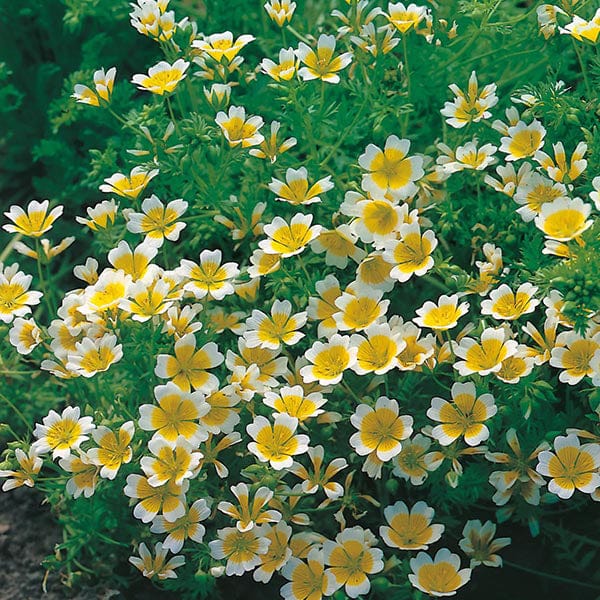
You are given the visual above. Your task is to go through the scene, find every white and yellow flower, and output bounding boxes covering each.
[76,199,119,231]
[441,71,498,129]
[100,166,158,200]
[453,327,518,376]
[386,2,428,33]
[129,542,185,580]
[243,299,307,350]
[296,34,352,84]
[264,0,296,26]
[246,414,309,470]
[350,396,413,461]
[254,521,293,584]
[260,47,297,81]
[72,67,116,106]
[301,334,358,385]
[209,526,270,577]
[280,547,336,600]
[359,136,424,200]
[88,421,135,479]
[392,434,442,485]
[408,548,471,597]
[178,249,239,300]
[269,167,333,206]
[132,59,189,95]
[481,283,539,321]
[126,195,187,246]
[550,330,600,385]
[259,213,322,258]
[263,385,326,422]
[60,450,99,498]
[534,197,593,241]
[155,333,223,393]
[151,499,211,553]
[333,285,389,332]
[323,526,384,599]
[382,222,437,282]
[218,482,282,532]
[193,31,255,63]
[141,436,202,487]
[428,382,497,446]
[288,445,347,499]
[436,140,497,173]
[32,406,95,460]
[79,269,131,316]
[534,141,587,183]
[215,105,264,148]
[4,199,63,238]
[307,274,342,338]
[459,520,511,568]
[499,120,546,161]
[350,322,405,375]
[124,474,188,523]
[66,333,123,377]
[139,382,209,446]
[310,225,366,269]
[9,317,42,355]
[560,9,600,43]
[380,501,444,550]
[248,120,297,162]
[414,294,469,330]
[536,434,600,499]
[0,448,43,491]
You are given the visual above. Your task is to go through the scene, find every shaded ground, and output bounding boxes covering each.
[1,487,598,600]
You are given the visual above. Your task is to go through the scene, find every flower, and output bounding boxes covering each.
[129,542,185,580]
[155,333,224,393]
[60,451,99,498]
[427,382,497,446]
[88,421,135,479]
[382,222,438,282]
[8,317,42,354]
[249,120,297,162]
[534,141,587,183]
[100,166,158,200]
[246,414,309,470]
[459,520,511,567]
[4,199,63,237]
[386,2,428,33]
[192,31,255,62]
[66,333,123,377]
[486,428,549,506]
[140,436,202,487]
[310,225,366,269]
[380,501,444,550]
[259,213,322,258]
[260,47,297,82]
[534,197,593,241]
[350,397,413,461]
[499,120,546,161]
[437,140,497,173]
[32,406,95,460]
[132,59,189,95]
[392,434,442,485]
[178,248,239,301]
[79,269,131,315]
[350,322,405,375]
[209,526,270,576]
[333,285,389,332]
[76,199,119,231]
[358,136,424,200]
[323,526,384,599]
[264,0,296,26]
[0,448,43,491]
[549,330,600,385]
[269,167,333,205]
[126,195,187,246]
[513,172,568,221]
[288,445,347,499]
[130,0,176,41]
[243,299,307,350]
[536,434,600,499]
[254,521,293,583]
[301,334,358,385]
[560,9,600,43]
[124,475,188,523]
[72,67,116,106]
[139,382,210,446]
[263,385,326,422]
[441,71,498,129]
[215,105,264,148]
[218,483,282,531]
[151,499,211,553]
[481,283,539,320]
[414,294,469,330]
[280,547,335,600]
[408,548,471,597]
[345,195,406,247]
[453,327,518,376]
[296,34,352,84]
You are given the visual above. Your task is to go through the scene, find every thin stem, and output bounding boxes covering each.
[0,392,32,433]
[572,40,592,97]
[504,559,600,590]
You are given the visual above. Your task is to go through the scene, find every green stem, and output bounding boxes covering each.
[0,392,32,433]
[504,559,600,590]
[572,40,592,97]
